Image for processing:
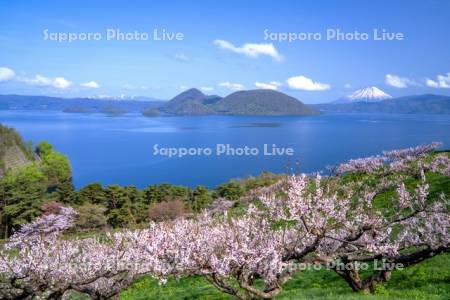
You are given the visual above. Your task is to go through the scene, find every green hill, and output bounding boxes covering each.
[160,88,220,115]
[162,88,319,116]
[215,89,319,115]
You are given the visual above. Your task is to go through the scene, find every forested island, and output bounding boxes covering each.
[160,88,319,116]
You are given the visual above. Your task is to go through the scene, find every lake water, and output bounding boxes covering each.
[1,110,450,189]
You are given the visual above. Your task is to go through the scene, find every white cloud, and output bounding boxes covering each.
[254,81,282,90]
[52,77,72,89]
[286,75,330,91]
[179,85,188,90]
[24,75,52,86]
[0,67,15,82]
[81,81,100,88]
[174,53,190,62]
[344,83,352,89]
[200,86,214,92]
[219,81,245,91]
[385,74,414,88]
[425,73,450,88]
[19,74,72,89]
[213,39,283,61]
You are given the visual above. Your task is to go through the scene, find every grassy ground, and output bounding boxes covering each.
[116,253,450,300]
[68,253,449,299]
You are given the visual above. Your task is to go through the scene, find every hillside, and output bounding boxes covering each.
[0,125,36,177]
[315,94,450,114]
[160,88,221,115]
[20,148,450,300]
[163,88,208,109]
[215,89,319,115]
[118,254,450,300]
[162,88,319,116]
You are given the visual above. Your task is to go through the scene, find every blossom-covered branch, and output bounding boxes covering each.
[335,142,442,175]
[0,144,448,299]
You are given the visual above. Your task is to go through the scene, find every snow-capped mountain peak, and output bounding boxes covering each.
[345,86,392,102]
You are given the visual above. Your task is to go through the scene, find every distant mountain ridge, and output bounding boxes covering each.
[0,94,166,114]
[162,88,319,116]
[315,94,450,114]
[87,95,163,101]
[3,92,449,115]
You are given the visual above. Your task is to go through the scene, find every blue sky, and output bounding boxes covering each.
[0,0,449,103]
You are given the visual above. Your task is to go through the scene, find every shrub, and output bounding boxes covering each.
[75,203,107,231]
[148,199,190,222]
[191,185,212,211]
[214,180,244,200]
[76,183,106,205]
[41,201,64,215]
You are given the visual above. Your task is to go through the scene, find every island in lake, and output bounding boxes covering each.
[161,88,319,116]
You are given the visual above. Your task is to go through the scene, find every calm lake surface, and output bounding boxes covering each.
[1,110,450,189]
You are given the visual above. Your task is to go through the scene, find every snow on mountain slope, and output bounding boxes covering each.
[347,86,392,101]
[335,87,392,103]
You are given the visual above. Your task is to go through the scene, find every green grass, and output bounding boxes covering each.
[107,254,450,300]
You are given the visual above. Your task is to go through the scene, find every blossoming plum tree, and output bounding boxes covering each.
[0,143,448,299]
